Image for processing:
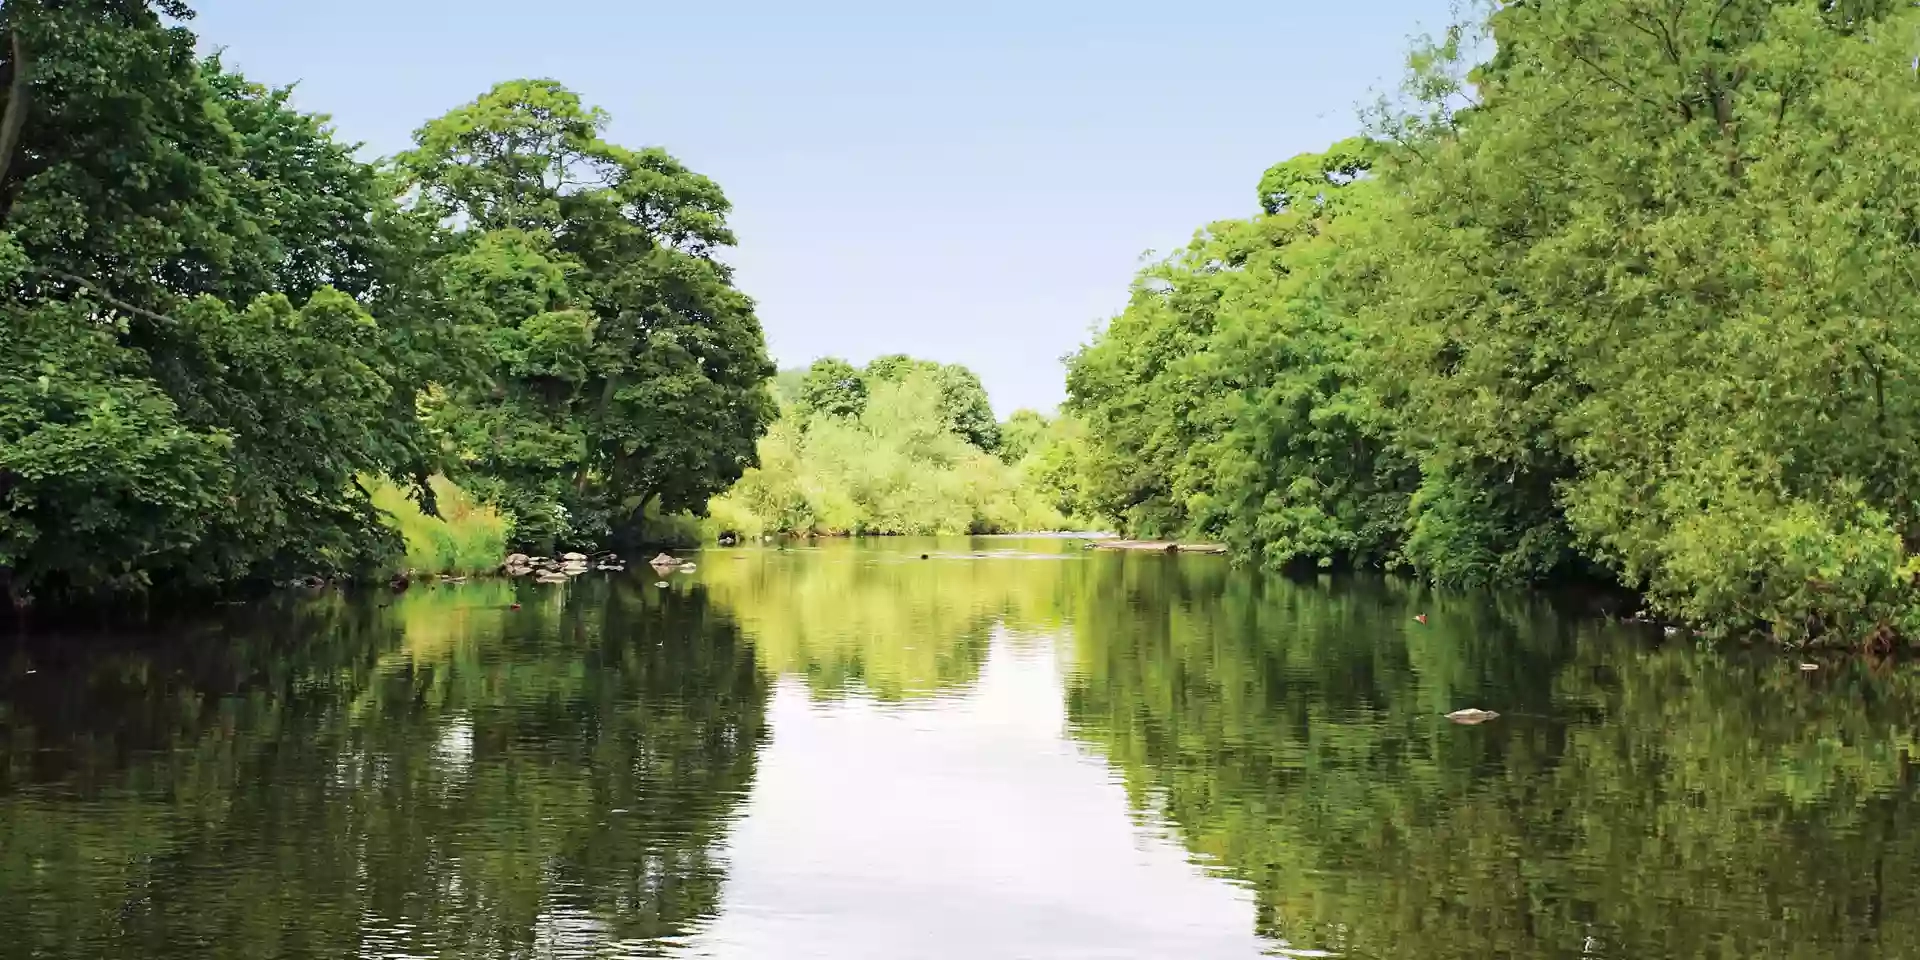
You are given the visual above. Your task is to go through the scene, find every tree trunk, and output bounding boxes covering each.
[0,25,32,207]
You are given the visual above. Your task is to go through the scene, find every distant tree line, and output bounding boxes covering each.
[707,355,1087,536]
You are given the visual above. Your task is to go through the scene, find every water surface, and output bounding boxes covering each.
[3,537,1915,958]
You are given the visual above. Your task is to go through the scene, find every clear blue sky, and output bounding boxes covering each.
[190,0,1448,415]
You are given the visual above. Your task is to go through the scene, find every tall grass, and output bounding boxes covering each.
[367,475,512,575]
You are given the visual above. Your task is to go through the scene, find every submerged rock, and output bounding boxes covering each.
[1445,708,1500,725]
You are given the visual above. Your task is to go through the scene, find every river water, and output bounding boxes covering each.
[2,537,1915,959]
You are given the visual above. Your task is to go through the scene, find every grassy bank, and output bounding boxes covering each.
[368,476,512,576]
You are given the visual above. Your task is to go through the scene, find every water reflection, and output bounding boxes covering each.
[0,579,767,959]
[1062,564,1920,959]
[5,540,1920,960]
[682,632,1273,959]
[695,538,1084,701]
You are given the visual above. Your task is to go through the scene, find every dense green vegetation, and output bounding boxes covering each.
[706,356,1088,536]
[1064,0,1920,644]
[0,2,773,605]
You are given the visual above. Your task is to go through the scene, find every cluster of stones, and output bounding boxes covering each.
[502,551,627,583]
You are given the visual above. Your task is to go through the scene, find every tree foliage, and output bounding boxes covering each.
[397,79,775,553]
[708,359,1068,536]
[0,5,775,601]
[1064,0,1920,644]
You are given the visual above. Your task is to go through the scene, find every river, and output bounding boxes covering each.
[2,537,1915,959]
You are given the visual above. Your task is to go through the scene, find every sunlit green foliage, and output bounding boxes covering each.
[367,474,511,575]
[709,361,1064,536]
[1065,0,1920,642]
[0,10,426,600]
[1067,138,1410,568]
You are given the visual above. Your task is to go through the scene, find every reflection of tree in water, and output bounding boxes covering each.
[1065,567,1920,959]
[696,542,1086,700]
[0,578,768,959]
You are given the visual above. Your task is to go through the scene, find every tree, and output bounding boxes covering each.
[709,367,1063,537]
[1066,140,1411,567]
[866,354,999,450]
[0,7,432,600]
[1363,0,1920,637]
[398,79,776,551]
[795,357,867,420]
[996,409,1049,464]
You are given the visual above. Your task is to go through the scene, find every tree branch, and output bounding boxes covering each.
[37,268,179,326]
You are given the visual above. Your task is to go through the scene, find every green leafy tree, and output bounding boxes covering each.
[1066,140,1410,567]
[710,368,1062,536]
[866,354,999,450]
[996,409,1050,464]
[1362,0,1920,637]
[398,80,776,552]
[795,357,868,420]
[0,7,435,600]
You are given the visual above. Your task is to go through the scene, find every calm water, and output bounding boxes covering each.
[3,538,1917,959]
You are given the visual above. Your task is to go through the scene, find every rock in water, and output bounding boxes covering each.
[562,552,587,562]
[678,563,697,573]
[1445,708,1500,725]
[504,553,531,567]
[650,553,679,568]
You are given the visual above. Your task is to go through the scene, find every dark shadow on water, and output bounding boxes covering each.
[0,576,768,959]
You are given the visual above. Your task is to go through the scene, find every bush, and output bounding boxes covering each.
[368,476,512,575]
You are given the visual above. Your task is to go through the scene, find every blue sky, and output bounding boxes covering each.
[190,0,1449,414]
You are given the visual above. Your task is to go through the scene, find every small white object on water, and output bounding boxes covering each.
[1799,662,1820,672]
[656,581,670,587]
[678,563,696,573]
[1445,708,1500,725]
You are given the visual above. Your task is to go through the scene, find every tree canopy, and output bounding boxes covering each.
[707,356,1075,536]
[0,3,774,603]
[1062,0,1920,645]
